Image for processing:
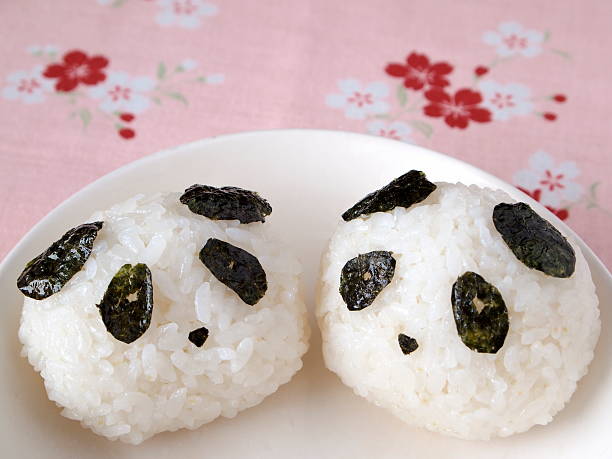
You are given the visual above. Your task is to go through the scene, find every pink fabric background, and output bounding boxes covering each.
[0,0,610,268]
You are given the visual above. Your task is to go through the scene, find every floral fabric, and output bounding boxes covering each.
[0,0,610,269]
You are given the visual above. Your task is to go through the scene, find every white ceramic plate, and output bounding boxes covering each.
[1,130,610,459]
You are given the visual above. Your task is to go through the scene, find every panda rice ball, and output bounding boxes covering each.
[18,185,309,444]
[316,171,600,440]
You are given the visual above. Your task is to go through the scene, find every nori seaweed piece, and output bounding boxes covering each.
[188,326,209,347]
[492,202,576,278]
[199,238,267,305]
[451,271,509,354]
[339,251,396,311]
[398,334,419,355]
[179,184,272,224]
[342,170,436,221]
[17,221,104,300]
[97,263,154,344]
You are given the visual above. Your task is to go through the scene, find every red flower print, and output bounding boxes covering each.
[17,79,41,93]
[553,94,567,103]
[503,34,529,51]
[43,50,109,92]
[423,88,491,129]
[517,187,569,220]
[119,112,135,122]
[539,170,566,192]
[173,0,198,15]
[543,112,557,121]
[548,207,569,220]
[474,66,489,77]
[118,128,135,139]
[385,52,453,91]
[517,187,539,200]
[348,92,373,107]
[489,92,516,109]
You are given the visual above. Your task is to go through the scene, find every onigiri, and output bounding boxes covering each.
[316,173,600,440]
[18,189,309,444]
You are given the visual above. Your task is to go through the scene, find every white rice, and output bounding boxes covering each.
[19,192,309,444]
[316,183,600,439]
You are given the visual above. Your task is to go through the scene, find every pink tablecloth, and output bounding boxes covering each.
[1,0,610,268]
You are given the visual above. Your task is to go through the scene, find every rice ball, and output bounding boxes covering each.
[19,191,309,444]
[316,181,600,439]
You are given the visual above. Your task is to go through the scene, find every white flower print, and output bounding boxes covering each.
[206,73,224,84]
[96,0,113,5]
[26,44,43,54]
[44,45,60,56]
[478,80,533,121]
[156,0,218,29]
[482,22,545,58]
[26,44,59,56]
[88,71,156,114]
[326,79,390,120]
[179,58,198,71]
[2,66,54,104]
[513,151,582,208]
[367,120,413,143]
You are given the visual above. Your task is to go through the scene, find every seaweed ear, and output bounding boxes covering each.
[450,272,509,354]
[342,170,436,221]
[17,222,104,300]
[180,184,272,223]
[492,202,575,278]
